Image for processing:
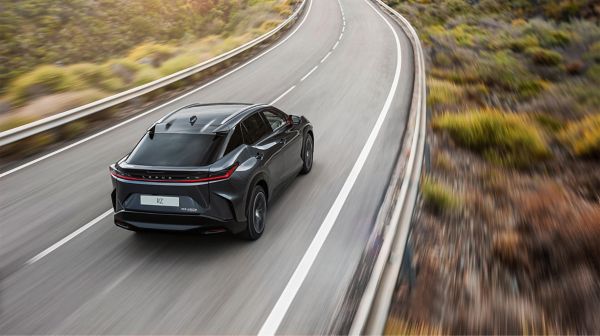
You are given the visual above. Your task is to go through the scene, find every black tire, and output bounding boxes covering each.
[300,133,314,175]
[239,185,267,240]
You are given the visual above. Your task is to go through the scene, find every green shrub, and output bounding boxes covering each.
[433,109,551,167]
[525,47,563,66]
[133,67,163,86]
[427,79,465,107]
[507,35,540,52]
[258,19,282,33]
[127,43,177,63]
[67,63,111,86]
[584,42,600,63]
[524,19,572,47]
[478,51,546,98]
[158,53,199,76]
[421,176,461,214]
[587,65,600,83]
[7,65,83,104]
[98,77,125,92]
[102,59,144,84]
[533,113,563,133]
[560,113,600,157]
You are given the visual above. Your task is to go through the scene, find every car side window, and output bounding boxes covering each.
[241,112,271,144]
[262,110,286,131]
[224,125,244,155]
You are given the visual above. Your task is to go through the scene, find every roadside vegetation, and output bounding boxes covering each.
[0,0,294,131]
[385,0,600,333]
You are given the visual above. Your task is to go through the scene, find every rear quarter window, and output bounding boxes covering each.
[224,126,244,155]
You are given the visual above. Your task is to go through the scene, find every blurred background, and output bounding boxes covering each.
[1,0,600,334]
[384,0,600,334]
[0,0,292,132]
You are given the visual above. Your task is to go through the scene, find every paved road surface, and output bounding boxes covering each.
[0,0,414,333]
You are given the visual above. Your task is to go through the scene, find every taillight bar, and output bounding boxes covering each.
[110,163,239,183]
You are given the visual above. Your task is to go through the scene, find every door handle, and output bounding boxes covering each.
[278,138,286,144]
[255,153,264,160]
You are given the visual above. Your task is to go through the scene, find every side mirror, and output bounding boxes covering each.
[288,115,301,126]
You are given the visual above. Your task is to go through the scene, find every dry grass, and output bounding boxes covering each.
[433,109,551,167]
[421,175,462,214]
[560,113,600,157]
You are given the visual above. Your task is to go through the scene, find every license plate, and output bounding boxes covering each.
[140,195,179,207]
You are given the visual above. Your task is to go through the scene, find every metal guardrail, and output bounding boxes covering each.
[346,0,427,334]
[0,0,307,148]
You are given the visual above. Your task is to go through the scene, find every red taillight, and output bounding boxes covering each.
[110,163,239,183]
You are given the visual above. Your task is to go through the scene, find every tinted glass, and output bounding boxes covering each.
[263,110,286,130]
[224,126,244,155]
[241,113,271,144]
[127,133,224,166]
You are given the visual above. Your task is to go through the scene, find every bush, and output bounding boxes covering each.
[586,64,600,83]
[477,51,546,98]
[98,77,125,92]
[525,47,563,66]
[507,35,540,52]
[258,19,282,33]
[433,109,551,167]
[133,67,163,86]
[66,63,108,84]
[102,59,144,84]
[524,19,572,47]
[127,43,177,64]
[560,113,600,157]
[7,65,83,104]
[427,79,465,107]
[584,41,600,63]
[421,176,461,214]
[158,53,199,75]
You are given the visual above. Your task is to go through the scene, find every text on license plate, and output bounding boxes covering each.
[140,195,179,207]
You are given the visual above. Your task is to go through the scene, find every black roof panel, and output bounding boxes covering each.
[155,103,256,134]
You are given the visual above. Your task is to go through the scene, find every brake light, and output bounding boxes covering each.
[109,163,239,183]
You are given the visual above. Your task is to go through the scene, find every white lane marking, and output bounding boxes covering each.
[342,25,345,33]
[257,0,402,333]
[270,86,296,105]
[339,32,344,40]
[300,66,319,82]
[26,209,113,265]
[332,41,340,50]
[320,51,332,63]
[0,0,315,180]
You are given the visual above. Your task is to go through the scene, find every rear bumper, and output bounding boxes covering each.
[114,210,246,234]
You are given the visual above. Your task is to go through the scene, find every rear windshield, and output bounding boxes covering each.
[127,133,224,167]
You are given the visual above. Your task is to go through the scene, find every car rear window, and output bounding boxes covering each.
[127,133,224,167]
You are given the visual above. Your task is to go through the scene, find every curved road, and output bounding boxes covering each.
[0,0,414,333]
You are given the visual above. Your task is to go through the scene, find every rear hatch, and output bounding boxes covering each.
[111,131,226,215]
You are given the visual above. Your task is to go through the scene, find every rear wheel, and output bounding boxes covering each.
[239,185,267,240]
[300,133,313,174]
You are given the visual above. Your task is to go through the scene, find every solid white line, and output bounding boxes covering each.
[300,66,319,82]
[270,86,296,105]
[332,41,340,50]
[26,209,113,265]
[257,0,403,333]
[320,51,332,63]
[0,0,315,180]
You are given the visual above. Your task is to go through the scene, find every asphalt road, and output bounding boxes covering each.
[0,0,414,333]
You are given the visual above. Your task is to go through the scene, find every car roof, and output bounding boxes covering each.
[153,103,266,134]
